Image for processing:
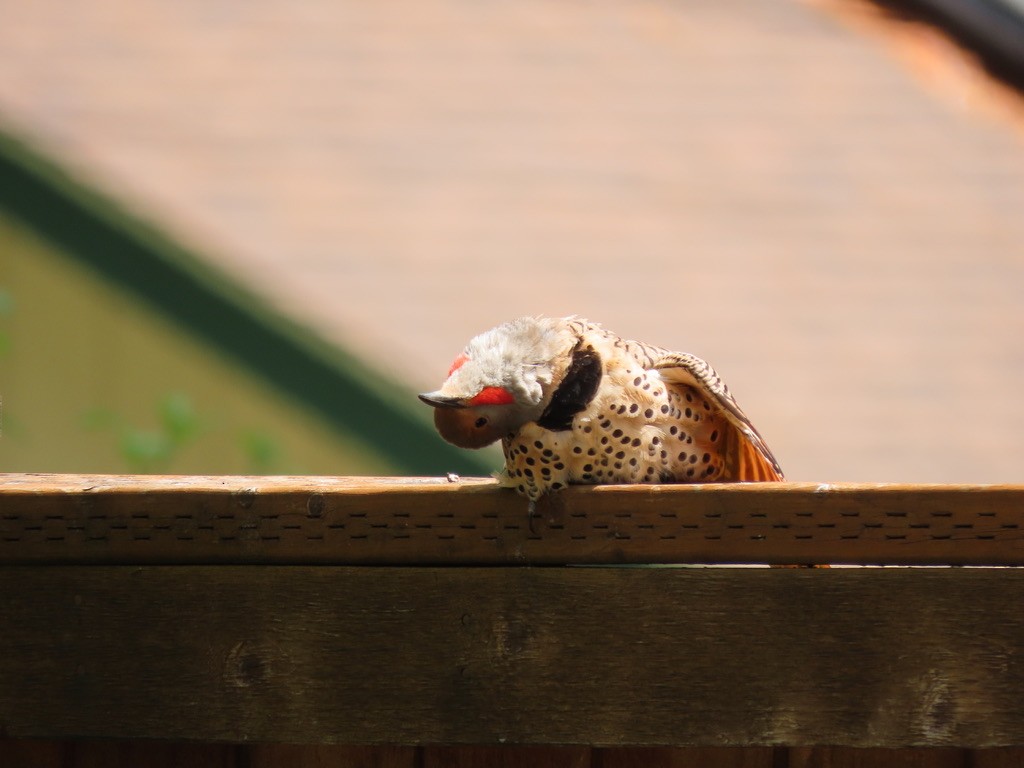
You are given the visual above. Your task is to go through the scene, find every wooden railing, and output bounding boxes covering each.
[1,474,1023,768]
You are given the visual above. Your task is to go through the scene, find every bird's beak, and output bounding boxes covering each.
[418,391,467,409]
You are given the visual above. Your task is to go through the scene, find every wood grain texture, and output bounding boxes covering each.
[0,739,67,768]
[595,746,776,767]
[421,746,591,767]
[786,746,968,767]
[2,474,1024,565]
[245,744,416,767]
[971,748,1024,768]
[0,740,239,767]
[65,742,237,768]
[6,743,1024,768]
[1,566,1023,747]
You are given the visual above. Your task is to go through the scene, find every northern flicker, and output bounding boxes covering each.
[419,317,783,503]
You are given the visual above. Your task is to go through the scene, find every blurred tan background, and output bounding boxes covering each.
[1,0,1022,482]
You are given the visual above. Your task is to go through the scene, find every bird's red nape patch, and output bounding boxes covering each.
[468,386,515,406]
[448,354,469,377]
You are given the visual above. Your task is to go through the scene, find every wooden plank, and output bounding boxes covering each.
[67,741,237,767]
[421,746,591,767]
[245,744,416,767]
[8,743,1024,768]
[971,748,1024,768]
[1,566,1023,747]
[6,743,1023,768]
[595,746,777,767]
[0,739,66,768]
[786,747,968,767]
[2,474,1024,565]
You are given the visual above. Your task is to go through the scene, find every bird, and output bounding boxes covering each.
[418,316,783,505]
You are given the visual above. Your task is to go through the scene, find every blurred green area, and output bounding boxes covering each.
[0,213,398,475]
[0,127,497,479]
[0,287,12,358]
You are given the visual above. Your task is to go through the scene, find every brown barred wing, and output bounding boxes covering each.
[650,351,785,482]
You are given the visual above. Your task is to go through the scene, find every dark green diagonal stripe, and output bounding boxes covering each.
[0,129,491,476]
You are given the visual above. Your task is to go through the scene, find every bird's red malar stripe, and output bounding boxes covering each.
[468,386,515,406]
[448,354,469,377]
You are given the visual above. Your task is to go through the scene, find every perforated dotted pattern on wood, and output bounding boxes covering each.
[1,475,1023,565]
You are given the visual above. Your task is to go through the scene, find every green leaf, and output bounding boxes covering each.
[120,430,173,471]
[241,430,282,474]
[159,392,199,445]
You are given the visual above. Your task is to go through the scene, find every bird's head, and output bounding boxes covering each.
[418,317,573,448]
